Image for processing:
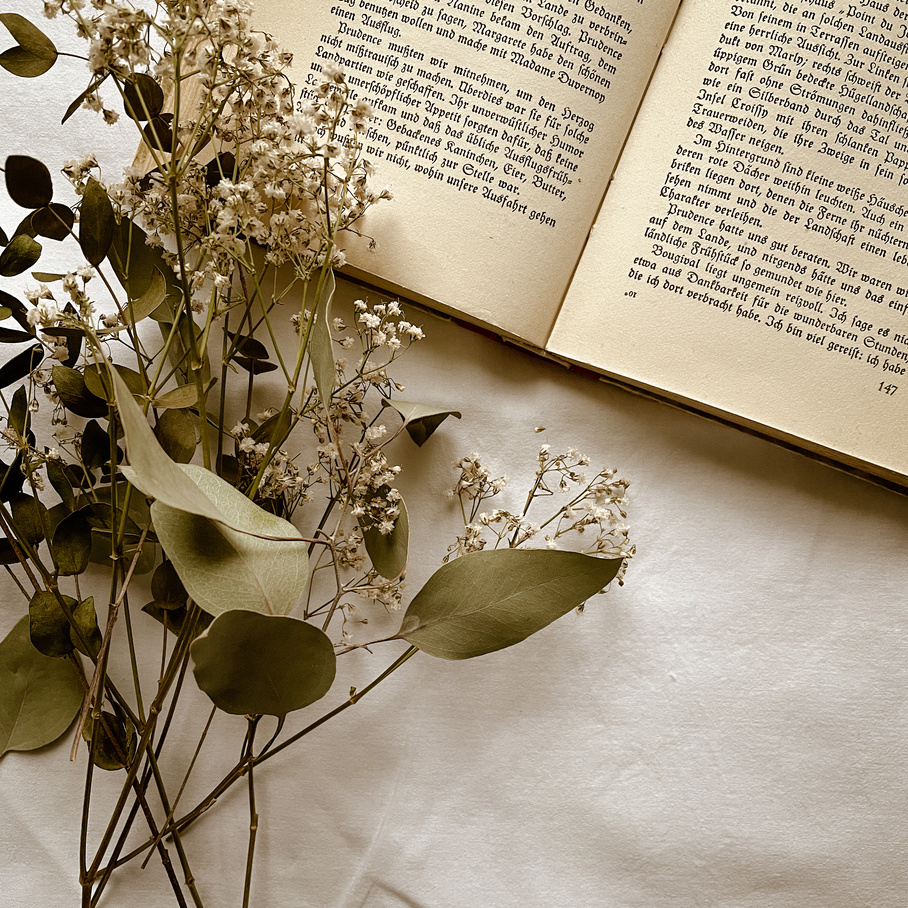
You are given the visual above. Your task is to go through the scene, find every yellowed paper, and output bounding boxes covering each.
[550,0,908,481]
[254,0,679,345]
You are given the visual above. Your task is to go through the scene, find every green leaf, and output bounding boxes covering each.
[151,559,187,608]
[32,203,73,241]
[52,364,108,418]
[122,267,166,326]
[4,154,52,208]
[191,610,336,716]
[227,330,269,360]
[70,596,101,657]
[0,233,41,276]
[79,178,114,266]
[150,464,309,618]
[10,492,47,546]
[84,362,146,401]
[83,709,135,770]
[8,384,28,436]
[0,616,81,757]
[363,495,409,580]
[150,383,199,410]
[62,74,107,123]
[308,270,337,411]
[0,14,56,77]
[381,399,462,446]
[51,510,92,576]
[45,458,75,510]
[123,73,164,121]
[0,325,34,343]
[154,408,196,463]
[0,342,42,388]
[142,113,173,151]
[112,368,233,524]
[400,549,623,660]
[29,590,76,657]
[235,356,277,375]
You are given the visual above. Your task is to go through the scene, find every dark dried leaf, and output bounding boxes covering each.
[0,342,42,388]
[51,365,108,419]
[5,154,53,208]
[32,203,74,241]
[123,73,164,121]
[0,14,56,77]
[142,113,173,151]
[79,178,114,266]
[0,234,41,277]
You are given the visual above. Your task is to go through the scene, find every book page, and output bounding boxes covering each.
[253,0,679,345]
[550,0,908,481]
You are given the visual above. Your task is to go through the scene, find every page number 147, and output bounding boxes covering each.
[878,382,899,396]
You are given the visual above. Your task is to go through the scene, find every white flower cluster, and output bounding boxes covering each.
[445,445,634,584]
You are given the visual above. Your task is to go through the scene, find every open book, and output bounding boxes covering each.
[252,0,908,489]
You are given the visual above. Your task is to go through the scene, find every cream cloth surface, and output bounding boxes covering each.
[0,9,906,905]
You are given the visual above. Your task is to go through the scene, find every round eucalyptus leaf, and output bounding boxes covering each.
[401,549,623,660]
[143,113,174,151]
[191,610,336,716]
[51,509,92,575]
[0,14,56,77]
[0,234,41,277]
[0,616,81,757]
[69,596,101,657]
[4,154,52,208]
[123,73,164,121]
[10,492,48,546]
[154,408,196,463]
[79,178,114,266]
[32,203,74,241]
[82,709,135,771]
[151,559,188,608]
[29,590,76,657]
[51,364,108,418]
[205,152,236,188]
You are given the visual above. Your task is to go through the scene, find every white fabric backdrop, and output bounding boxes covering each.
[1,6,907,906]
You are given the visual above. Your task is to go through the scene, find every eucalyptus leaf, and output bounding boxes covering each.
[150,383,199,410]
[400,549,623,660]
[308,270,336,411]
[0,326,34,343]
[29,590,76,657]
[10,492,47,546]
[52,364,108,418]
[0,342,42,388]
[381,399,462,446]
[0,14,56,77]
[0,234,41,276]
[79,178,115,266]
[234,356,277,375]
[0,289,32,333]
[150,464,308,618]
[70,597,101,657]
[8,384,28,436]
[84,362,146,401]
[83,709,135,771]
[62,74,106,123]
[151,559,188,608]
[227,330,269,360]
[51,510,93,576]
[191,610,336,716]
[143,113,174,151]
[80,419,114,471]
[205,152,236,188]
[0,616,81,758]
[0,454,25,501]
[363,495,409,580]
[32,203,74,241]
[154,408,196,463]
[123,73,164,121]
[45,459,75,511]
[112,368,232,524]
[123,267,166,326]
[4,154,52,208]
